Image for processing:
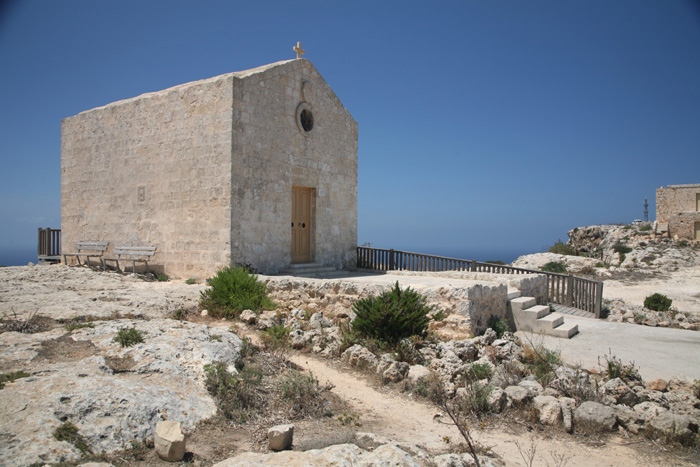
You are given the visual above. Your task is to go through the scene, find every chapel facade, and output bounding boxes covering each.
[655,184,700,241]
[61,59,358,278]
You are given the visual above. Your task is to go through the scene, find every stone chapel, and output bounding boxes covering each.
[61,58,358,278]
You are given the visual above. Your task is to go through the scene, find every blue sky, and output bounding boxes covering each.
[1,0,699,265]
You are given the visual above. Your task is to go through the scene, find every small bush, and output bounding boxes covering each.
[522,344,562,385]
[678,240,689,248]
[200,267,275,319]
[599,351,641,384]
[486,316,510,338]
[53,421,91,454]
[548,240,575,256]
[203,360,262,422]
[644,293,672,312]
[260,325,290,351]
[156,273,169,282]
[466,363,493,382]
[65,322,94,332]
[113,327,144,347]
[351,281,444,346]
[639,225,652,232]
[613,244,633,255]
[185,278,198,285]
[541,261,567,274]
[278,370,326,419]
[633,313,645,324]
[0,370,30,389]
[460,382,494,416]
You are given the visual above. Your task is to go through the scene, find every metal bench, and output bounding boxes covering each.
[62,242,109,270]
[105,246,157,274]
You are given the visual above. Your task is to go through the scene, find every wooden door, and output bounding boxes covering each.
[291,187,312,263]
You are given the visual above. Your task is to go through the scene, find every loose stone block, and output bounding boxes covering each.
[154,421,186,461]
[268,424,294,451]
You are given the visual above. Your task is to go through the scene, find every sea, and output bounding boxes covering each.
[0,246,538,268]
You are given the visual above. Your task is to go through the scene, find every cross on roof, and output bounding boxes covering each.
[293,41,305,59]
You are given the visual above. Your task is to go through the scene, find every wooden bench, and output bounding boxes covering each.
[105,246,157,274]
[62,242,109,270]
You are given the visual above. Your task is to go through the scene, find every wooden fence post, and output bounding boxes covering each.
[389,249,395,270]
[566,274,573,307]
[594,281,604,319]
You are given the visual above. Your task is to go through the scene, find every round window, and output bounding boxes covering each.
[295,102,314,136]
[300,109,314,132]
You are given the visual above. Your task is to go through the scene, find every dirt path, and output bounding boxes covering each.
[290,353,679,467]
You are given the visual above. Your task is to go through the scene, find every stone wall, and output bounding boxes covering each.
[656,184,700,241]
[230,60,358,273]
[62,74,235,278]
[262,276,512,337]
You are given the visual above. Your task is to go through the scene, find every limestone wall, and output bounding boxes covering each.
[656,184,700,240]
[61,74,235,278]
[262,276,508,337]
[230,60,358,273]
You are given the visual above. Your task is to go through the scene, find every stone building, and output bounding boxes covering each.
[61,59,358,278]
[655,184,700,241]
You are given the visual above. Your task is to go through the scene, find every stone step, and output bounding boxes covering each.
[536,312,564,329]
[550,321,579,338]
[509,296,536,313]
[523,305,551,320]
[507,289,522,300]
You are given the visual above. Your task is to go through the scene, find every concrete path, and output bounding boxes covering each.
[519,314,700,382]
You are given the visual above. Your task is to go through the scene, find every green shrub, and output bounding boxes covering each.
[613,244,633,255]
[65,322,94,332]
[200,266,276,318]
[113,327,144,347]
[260,324,290,351]
[461,382,493,416]
[53,422,91,454]
[0,370,30,389]
[185,278,198,285]
[466,363,493,382]
[156,273,168,282]
[639,225,652,232]
[522,344,562,385]
[599,352,641,384]
[644,293,672,312]
[678,240,689,248]
[486,316,510,338]
[548,240,575,256]
[541,262,567,274]
[203,360,262,422]
[395,337,425,365]
[351,281,444,346]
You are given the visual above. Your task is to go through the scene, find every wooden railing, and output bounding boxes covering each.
[356,246,603,318]
[38,227,61,261]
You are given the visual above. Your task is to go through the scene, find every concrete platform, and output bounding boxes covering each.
[518,315,700,381]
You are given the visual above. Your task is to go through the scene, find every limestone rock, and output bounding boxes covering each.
[383,361,410,383]
[309,312,332,329]
[212,442,503,467]
[560,397,575,433]
[533,395,562,426]
[155,421,186,461]
[518,380,544,397]
[239,309,257,325]
[505,385,532,405]
[341,345,378,370]
[487,387,508,413]
[0,319,240,467]
[602,378,638,407]
[268,424,294,451]
[407,365,431,386]
[574,401,617,431]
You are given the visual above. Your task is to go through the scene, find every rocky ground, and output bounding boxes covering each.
[1,264,699,466]
[512,223,700,330]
